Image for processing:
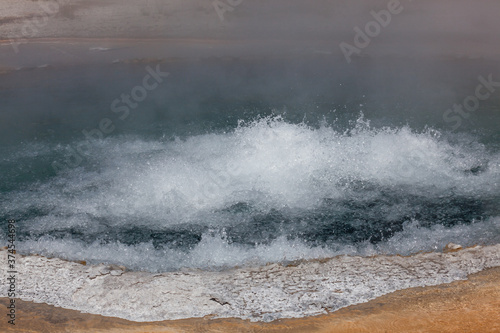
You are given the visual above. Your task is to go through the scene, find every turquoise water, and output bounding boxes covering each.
[1,58,499,271]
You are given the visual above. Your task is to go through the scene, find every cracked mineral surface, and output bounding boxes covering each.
[2,245,499,322]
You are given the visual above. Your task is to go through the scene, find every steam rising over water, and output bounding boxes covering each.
[1,115,499,271]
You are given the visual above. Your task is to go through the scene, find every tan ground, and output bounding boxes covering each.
[1,0,500,60]
[1,266,499,333]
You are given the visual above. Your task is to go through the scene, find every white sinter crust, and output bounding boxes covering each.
[1,244,500,322]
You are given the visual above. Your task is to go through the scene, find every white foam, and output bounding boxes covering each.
[2,116,499,270]
[12,217,499,272]
[8,117,498,214]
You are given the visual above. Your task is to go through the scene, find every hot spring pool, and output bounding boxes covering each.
[1,58,499,273]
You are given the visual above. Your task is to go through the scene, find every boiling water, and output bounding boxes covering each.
[1,59,499,272]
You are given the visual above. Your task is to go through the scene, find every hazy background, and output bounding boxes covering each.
[1,0,500,63]
[0,0,499,144]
